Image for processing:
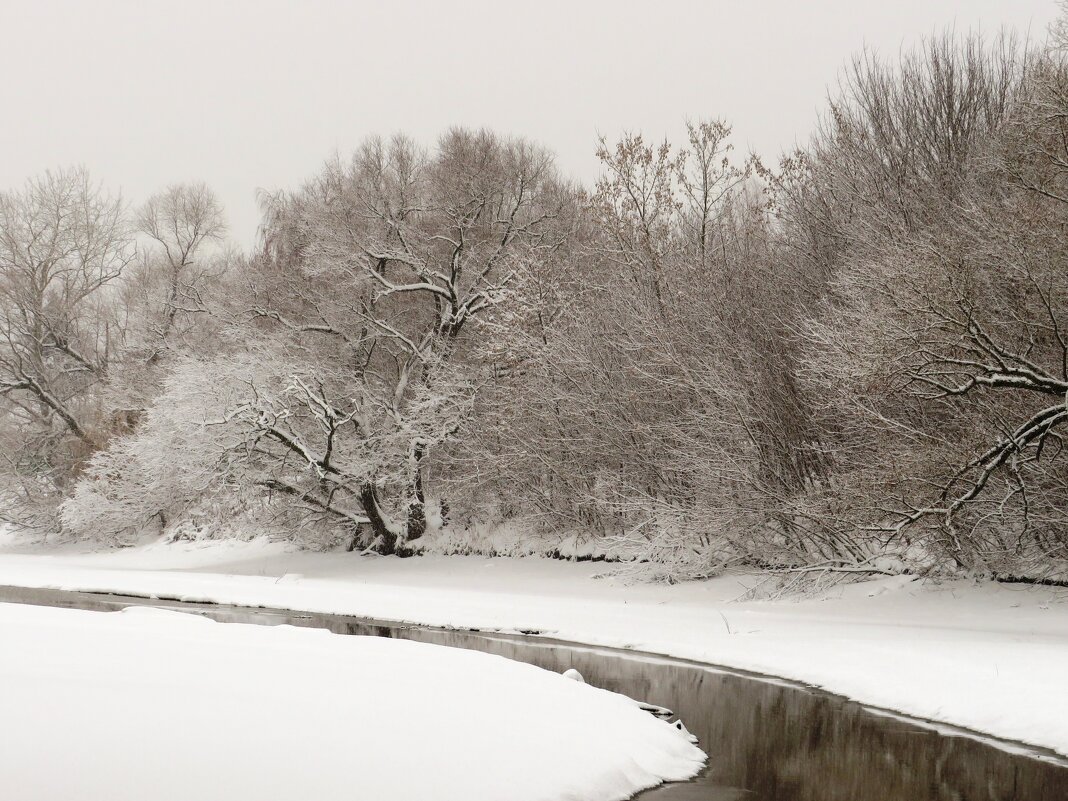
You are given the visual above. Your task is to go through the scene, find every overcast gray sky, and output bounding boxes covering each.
[1,0,1060,247]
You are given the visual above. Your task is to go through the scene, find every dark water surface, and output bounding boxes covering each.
[1,585,1066,800]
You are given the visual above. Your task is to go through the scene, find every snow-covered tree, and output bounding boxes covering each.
[791,32,1068,579]
[0,168,133,531]
[178,130,575,553]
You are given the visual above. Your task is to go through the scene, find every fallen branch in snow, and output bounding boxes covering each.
[992,572,1068,588]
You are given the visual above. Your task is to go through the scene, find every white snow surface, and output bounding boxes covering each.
[0,600,703,801]
[1,533,1067,758]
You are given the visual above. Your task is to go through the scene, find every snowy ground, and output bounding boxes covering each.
[0,600,703,801]
[1,533,1066,759]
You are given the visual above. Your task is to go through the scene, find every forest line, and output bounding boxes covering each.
[3,28,1068,584]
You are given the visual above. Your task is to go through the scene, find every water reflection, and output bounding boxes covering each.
[364,625,1068,801]
[2,586,1066,800]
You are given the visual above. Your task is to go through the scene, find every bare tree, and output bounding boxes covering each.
[0,168,133,528]
[794,31,1068,579]
[200,130,573,553]
[135,183,226,361]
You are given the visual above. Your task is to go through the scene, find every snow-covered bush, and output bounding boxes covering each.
[60,358,249,543]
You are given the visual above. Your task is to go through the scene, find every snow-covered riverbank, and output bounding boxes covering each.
[0,601,703,801]
[1,535,1066,758]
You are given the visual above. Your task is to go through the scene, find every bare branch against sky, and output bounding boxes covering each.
[0,0,1059,246]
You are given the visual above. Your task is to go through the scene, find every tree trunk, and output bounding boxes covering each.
[360,483,397,555]
[406,443,427,541]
